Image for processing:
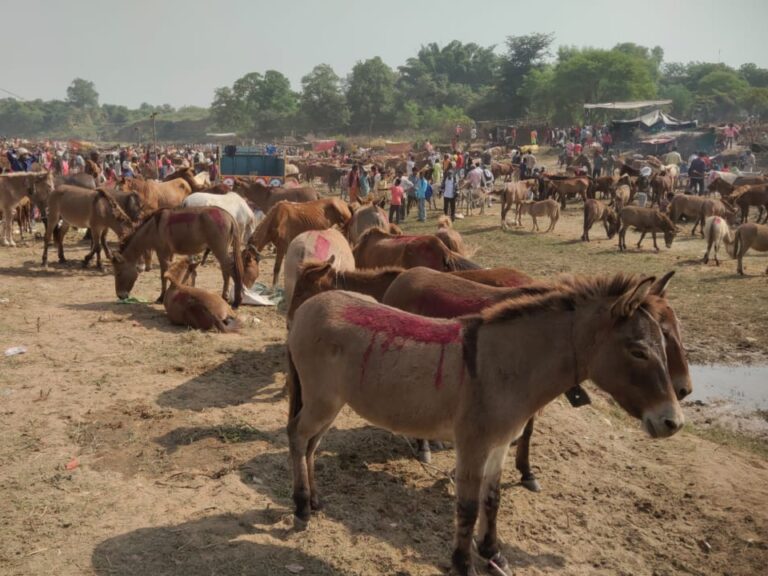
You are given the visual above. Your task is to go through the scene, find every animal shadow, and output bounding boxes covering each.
[64,300,182,333]
[156,344,285,411]
[91,512,352,576]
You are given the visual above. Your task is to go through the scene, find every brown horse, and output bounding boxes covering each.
[235,178,319,213]
[582,199,619,241]
[111,206,243,306]
[353,228,480,271]
[287,273,686,575]
[163,259,239,332]
[733,222,768,275]
[43,187,135,269]
[381,267,690,481]
[118,177,192,216]
[248,198,352,286]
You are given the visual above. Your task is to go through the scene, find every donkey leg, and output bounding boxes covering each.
[56,222,71,263]
[101,230,112,260]
[452,443,491,576]
[306,421,336,511]
[652,232,660,252]
[476,444,511,569]
[272,250,284,287]
[515,417,540,492]
[637,231,646,249]
[416,438,431,463]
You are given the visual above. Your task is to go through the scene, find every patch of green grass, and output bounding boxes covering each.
[684,423,768,459]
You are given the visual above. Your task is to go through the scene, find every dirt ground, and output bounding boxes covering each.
[1,194,768,576]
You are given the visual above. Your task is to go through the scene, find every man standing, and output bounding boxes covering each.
[413,168,428,222]
[664,146,682,167]
[442,164,458,221]
[688,152,707,196]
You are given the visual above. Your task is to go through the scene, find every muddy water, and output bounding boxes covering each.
[689,364,768,410]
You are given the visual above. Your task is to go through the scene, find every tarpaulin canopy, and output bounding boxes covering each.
[612,110,697,130]
[312,139,336,153]
[584,100,672,110]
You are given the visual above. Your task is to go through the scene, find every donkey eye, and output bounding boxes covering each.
[630,349,649,360]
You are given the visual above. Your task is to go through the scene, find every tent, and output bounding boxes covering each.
[611,109,697,132]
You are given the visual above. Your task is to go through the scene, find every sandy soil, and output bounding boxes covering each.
[1,198,767,576]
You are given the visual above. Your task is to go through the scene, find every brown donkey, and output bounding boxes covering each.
[43,187,135,269]
[582,199,619,241]
[287,273,686,576]
[111,206,243,306]
[733,222,768,275]
[163,259,239,332]
[381,267,690,485]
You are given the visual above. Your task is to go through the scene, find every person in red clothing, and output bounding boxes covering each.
[455,150,464,172]
[389,178,404,224]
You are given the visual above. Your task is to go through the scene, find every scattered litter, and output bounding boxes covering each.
[117,296,149,304]
[4,346,27,357]
[231,282,283,307]
[0,298,9,304]
[697,539,712,553]
[65,458,79,471]
[285,564,304,574]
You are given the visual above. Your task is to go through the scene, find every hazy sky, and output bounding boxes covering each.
[4,0,767,109]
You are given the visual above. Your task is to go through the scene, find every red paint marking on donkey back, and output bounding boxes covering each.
[207,207,227,229]
[342,305,461,389]
[313,233,331,261]
[168,212,198,226]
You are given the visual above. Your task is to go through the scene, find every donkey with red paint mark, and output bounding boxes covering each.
[382,267,690,484]
[287,273,687,576]
[111,206,243,307]
[353,227,481,272]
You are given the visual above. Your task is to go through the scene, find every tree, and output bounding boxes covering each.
[66,78,99,109]
[300,64,349,134]
[346,57,396,134]
[495,32,554,118]
[740,63,768,88]
[660,84,694,118]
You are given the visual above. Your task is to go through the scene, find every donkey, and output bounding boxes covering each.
[702,216,734,266]
[0,171,55,246]
[519,199,560,232]
[43,186,135,269]
[618,206,677,252]
[286,273,686,576]
[733,222,768,275]
[163,259,239,332]
[582,199,619,242]
[111,206,244,307]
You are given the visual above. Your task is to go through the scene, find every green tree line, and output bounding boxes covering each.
[2,34,768,141]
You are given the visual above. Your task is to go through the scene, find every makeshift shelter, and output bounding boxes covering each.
[611,109,697,133]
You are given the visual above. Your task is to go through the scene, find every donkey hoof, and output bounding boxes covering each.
[310,496,323,511]
[293,514,309,531]
[521,475,541,492]
[485,552,510,574]
[417,450,432,464]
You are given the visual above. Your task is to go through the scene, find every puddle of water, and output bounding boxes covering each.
[688,365,768,411]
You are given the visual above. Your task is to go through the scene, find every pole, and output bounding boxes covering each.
[150,112,158,179]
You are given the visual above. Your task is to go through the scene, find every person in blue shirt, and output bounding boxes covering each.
[688,152,707,196]
[411,168,428,222]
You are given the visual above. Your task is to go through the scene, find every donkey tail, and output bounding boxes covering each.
[731,228,741,259]
[287,349,303,420]
[230,222,244,309]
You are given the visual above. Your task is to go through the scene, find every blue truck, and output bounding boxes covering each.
[218,145,286,188]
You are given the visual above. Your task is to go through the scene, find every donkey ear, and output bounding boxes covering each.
[112,253,125,264]
[326,254,336,266]
[649,271,674,296]
[611,276,655,319]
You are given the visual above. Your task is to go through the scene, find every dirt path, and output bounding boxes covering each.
[1,209,767,575]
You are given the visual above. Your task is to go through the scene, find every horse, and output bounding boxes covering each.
[733,222,768,275]
[582,199,619,242]
[352,228,481,272]
[286,272,686,576]
[181,191,257,243]
[618,207,677,252]
[499,179,537,229]
[163,259,239,332]
[111,206,243,307]
[118,176,192,217]
[43,187,135,269]
[346,203,389,245]
[0,171,55,246]
[548,176,590,209]
[248,198,352,286]
[435,215,470,256]
[702,216,734,266]
[283,229,355,311]
[234,178,319,213]
[733,186,768,224]
[519,199,560,232]
[380,267,691,481]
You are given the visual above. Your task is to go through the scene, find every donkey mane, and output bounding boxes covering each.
[118,210,163,251]
[96,189,134,226]
[461,273,650,378]
[477,273,644,325]
[298,259,403,277]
